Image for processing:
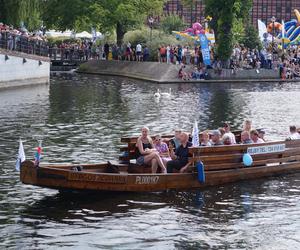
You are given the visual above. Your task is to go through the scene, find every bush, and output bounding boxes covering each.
[160,14,186,34]
[47,37,81,46]
[123,27,188,61]
[242,25,262,50]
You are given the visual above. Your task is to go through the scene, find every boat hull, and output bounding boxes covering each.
[20,160,300,192]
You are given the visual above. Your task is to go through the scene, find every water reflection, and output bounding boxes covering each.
[0,73,300,249]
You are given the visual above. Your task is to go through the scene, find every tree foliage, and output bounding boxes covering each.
[242,25,262,50]
[205,0,252,61]
[160,14,186,34]
[42,0,165,45]
[0,0,41,30]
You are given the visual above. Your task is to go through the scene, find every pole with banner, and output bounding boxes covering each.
[199,34,211,66]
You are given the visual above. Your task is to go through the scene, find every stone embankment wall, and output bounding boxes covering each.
[78,60,280,83]
[0,49,50,89]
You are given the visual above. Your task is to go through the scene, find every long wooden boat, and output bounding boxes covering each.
[20,138,300,192]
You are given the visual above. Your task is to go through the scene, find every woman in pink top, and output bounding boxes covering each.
[153,134,172,165]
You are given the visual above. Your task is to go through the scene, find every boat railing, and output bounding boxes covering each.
[189,139,300,171]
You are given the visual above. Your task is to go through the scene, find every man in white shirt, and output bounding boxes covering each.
[223,122,236,144]
[136,43,142,62]
[250,130,265,144]
[287,126,300,140]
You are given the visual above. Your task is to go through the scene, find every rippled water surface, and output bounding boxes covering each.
[0,74,300,249]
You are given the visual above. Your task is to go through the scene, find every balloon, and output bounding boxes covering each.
[243,153,253,167]
[199,30,206,35]
[195,30,201,35]
[192,22,202,31]
[184,28,194,33]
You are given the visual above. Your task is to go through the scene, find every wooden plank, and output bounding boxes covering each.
[189,140,290,154]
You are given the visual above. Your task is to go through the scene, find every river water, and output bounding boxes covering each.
[0,73,300,249]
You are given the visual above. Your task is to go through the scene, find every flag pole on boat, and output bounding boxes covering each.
[16,139,26,172]
[192,121,205,183]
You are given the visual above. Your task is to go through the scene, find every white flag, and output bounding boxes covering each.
[16,139,26,171]
[192,121,199,147]
[257,19,267,41]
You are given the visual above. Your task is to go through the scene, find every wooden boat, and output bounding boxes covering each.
[20,136,300,192]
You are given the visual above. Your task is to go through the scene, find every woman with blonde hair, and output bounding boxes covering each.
[135,127,167,174]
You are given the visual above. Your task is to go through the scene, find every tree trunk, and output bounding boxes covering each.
[116,22,125,46]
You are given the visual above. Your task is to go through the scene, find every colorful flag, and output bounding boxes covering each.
[16,139,26,171]
[192,121,200,147]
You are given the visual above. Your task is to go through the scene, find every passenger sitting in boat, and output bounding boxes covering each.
[243,120,252,132]
[209,130,223,146]
[250,129,264,144]
[257,129,266,142]
[167,132,192,173]
[169,129,182,151]
[218,127,225,137]
[240,131,253,144]
[222,134,232,145]
[287,125,300,140]
[200,131,211,146]
[223,122,236,144]
[136,127,167,174]
[153,134,172,165]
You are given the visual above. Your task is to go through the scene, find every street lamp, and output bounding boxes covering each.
[271,16,276,62]
[148,17,154,41]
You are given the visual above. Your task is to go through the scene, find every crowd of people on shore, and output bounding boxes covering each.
[57,40,300,80]
[135,122,300,174]
[0,22,47,55]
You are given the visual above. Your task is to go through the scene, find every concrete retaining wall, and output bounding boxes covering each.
[0,50,50,89]
[78,60,280,83]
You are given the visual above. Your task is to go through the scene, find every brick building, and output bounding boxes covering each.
[163,0,300,26]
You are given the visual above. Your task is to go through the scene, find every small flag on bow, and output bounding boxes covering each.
[16,139,26,171]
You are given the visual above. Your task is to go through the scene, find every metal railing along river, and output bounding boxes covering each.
[0,31,49,57]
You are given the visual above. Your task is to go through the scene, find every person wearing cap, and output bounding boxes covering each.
[287,126,300,140]
[209,130,223,146]
[240,131,253,144]
[223,122,236,144]
[167,132,193,173]
[250,130,264,144]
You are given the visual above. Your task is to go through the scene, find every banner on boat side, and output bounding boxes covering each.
[247,144,285,155]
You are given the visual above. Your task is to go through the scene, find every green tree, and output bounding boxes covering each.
[43,0,103,32]
[242,24,261,49]
[205,0,252,61]
[160,14,186,34]
[43,0,165,45]
[0,0,41,30]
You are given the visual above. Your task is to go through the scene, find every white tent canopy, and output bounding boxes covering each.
[45,30,103,39]
[75,31,92,39]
